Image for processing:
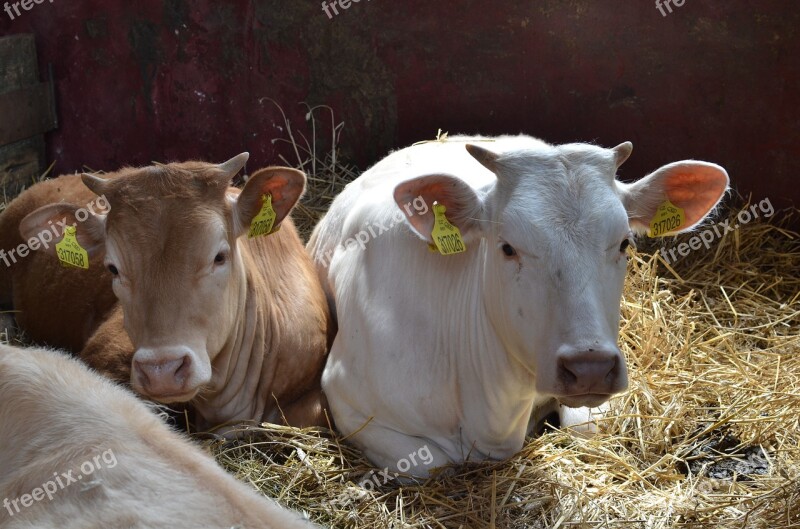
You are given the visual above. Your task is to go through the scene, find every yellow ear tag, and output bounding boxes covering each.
[56,226,89,270]
[248,194,279,238]
[647,199,686,237]
[430,203,466,255]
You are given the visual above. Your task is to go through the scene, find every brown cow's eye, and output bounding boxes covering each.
[501,243,517,257]
[214,253,227,265]
[107,264,119,276]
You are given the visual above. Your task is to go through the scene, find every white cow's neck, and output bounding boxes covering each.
[448,241,539,456]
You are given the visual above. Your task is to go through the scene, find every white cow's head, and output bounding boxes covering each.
[393,142,728,407]
[20,155,306,403]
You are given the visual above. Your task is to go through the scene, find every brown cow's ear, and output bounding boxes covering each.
[393,173,484,244]
[19,203,107,258]
[233,166,306,237]
[617,160,729,234]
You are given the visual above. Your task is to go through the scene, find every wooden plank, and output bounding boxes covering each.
[0,82,57,146]
[0,34,37,93]
[0,136,45,198]
[0,34,55,198]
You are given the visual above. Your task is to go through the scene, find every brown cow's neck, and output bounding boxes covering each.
[189,245,272,431]
[187,222,329,431]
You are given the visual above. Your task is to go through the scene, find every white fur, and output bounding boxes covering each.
[308,135,728,477]
[0,345,319,529]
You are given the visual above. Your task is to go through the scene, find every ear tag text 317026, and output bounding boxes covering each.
[648,199,685,238]
[429,203,466,255]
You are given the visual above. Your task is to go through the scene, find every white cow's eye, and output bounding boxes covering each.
[214,252,227,265]
[501,243,517,257]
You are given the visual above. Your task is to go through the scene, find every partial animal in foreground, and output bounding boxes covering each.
[0,155,331,430]
[0,344,320,529]
[309,135,729,476]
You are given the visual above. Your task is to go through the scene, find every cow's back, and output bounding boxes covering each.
[0,174,116,351]
[0,344,317,529]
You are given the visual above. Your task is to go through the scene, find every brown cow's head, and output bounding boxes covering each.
[20,155,306,403]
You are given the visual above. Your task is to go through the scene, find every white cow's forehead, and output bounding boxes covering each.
[495,143,622,211]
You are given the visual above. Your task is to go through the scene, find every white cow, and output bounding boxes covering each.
[309,135,728,476]
[0,344,319,529]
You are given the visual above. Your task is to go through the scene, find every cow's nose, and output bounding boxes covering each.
[557,348,626,396]
[132,347,193,399]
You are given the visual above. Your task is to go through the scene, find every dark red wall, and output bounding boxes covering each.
[1,1,798,215]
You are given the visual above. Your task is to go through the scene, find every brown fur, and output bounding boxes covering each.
[0,160,331,429]
[0,174,117,351]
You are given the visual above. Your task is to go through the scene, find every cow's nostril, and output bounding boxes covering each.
[132,354,192,396]
[558,358,579,385]
[558,352,619,393]
[134,361,151,387]
[173,355,192,383]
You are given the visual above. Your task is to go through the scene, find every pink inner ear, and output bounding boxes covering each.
[665,166,728,226]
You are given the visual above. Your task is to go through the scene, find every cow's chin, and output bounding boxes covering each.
[146,388,200,404]
[557,394,612,408]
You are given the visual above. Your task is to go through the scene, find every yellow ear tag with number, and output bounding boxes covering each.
[647,199,686,238]
[56,226,89,270]
[430,203,466,255]
[248,194,279,238]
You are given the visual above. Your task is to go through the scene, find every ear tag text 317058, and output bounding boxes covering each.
[56,226,89,270]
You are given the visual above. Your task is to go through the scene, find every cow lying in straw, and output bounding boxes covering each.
[0,155,330,429]
[309,135,729,476]
[0,344,319,529]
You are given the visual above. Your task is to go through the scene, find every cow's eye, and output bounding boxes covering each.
[107,264,119,276]
[214,252,227,265]
[501,243,517,257]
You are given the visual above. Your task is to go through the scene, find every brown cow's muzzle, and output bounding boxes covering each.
[552,346,628,408]
[131,345,207,402]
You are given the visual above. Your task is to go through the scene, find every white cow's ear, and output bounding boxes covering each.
[233,166,306,237]
[20,203,107,257]
[617,160,729,233]
[393,174,483,243]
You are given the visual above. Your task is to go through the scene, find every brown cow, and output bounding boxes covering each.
[0,343,320,529]
[0,154,330,429]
